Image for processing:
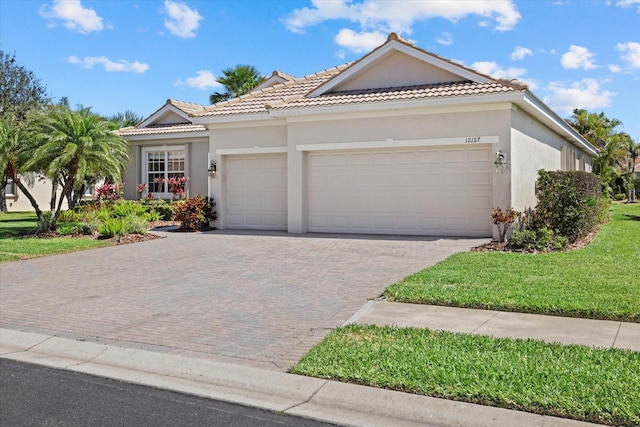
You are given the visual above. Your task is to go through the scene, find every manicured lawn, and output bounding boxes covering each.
[384,203,640,322]
[291,324,640,426]
[0,212,109,262]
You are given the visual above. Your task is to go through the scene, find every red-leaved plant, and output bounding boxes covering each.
[491,206,518,243]
[95,183,119,202]
[174,196,217,231]
[155,176,189,199]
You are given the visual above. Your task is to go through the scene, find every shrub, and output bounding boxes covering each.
[509,227,567,252]
[614,193,626,201]
[491,206,518,243]
[174,196,217,231]
[123,215,148,235]
[111,200,147,218]
[95,183,119,202]
[144,210,162,222]
[534,170,606,242]
[98,218,127,238]
[141,199,175,220]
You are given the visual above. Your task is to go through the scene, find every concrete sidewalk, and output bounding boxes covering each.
[347,300,640,351]
[1,328,597,427]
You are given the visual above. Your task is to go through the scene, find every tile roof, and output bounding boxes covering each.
[192,65,350,117]
[117,123,206,136]
[271,81,517,110]
[169,99,206,115]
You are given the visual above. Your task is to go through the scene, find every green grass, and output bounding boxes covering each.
[291,324,640,426]
[384,203,640,322]
[0,212,109,262]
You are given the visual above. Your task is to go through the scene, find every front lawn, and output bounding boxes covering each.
[291,324,640,426]
[384,203,640,322]
[0,212,109,262]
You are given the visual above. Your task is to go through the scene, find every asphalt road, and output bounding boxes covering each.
[0,358,338,426]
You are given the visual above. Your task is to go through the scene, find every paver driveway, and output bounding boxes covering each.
[0,231,486,370]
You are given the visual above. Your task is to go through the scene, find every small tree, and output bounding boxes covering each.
[491,206,518,243]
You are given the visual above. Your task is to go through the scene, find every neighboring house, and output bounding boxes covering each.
[119,33,597,239]
[4,177,70,212]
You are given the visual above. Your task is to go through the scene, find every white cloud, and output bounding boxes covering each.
[471,61,527,79]
[616,42,640,68]
[39,0,103,33]
[436,32,453,46]
[163,0,203,38]
[615,0,640,12]
[561,45,597,70]
[177,71,222,89]
[511,46,532,60]
[609,64,622,73]
[544,79,614,114]
[334,29,386,53]
[68,56,149,73]
[283,0,521,52]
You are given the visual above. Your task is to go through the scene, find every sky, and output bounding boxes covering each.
[1,0,638,139]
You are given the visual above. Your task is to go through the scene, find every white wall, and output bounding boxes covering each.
[5,177,67,212]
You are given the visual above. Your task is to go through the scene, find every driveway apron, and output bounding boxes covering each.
[0,231,485,371]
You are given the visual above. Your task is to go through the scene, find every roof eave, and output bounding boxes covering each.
[121,130,209,141]
[517,92,598,157]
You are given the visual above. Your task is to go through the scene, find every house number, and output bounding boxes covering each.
[465,137,481,143]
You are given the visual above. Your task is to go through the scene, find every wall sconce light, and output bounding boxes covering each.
[494,150,507,173]
[208,160,217,178]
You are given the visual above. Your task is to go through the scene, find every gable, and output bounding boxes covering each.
[332,50,467,92]
[153,110,189,125]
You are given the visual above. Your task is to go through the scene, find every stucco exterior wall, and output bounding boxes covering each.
[210,122,287,150]
[123,137,209,200]
[5,178,67,212]
[335,51,465,91]
[510,108,594,210]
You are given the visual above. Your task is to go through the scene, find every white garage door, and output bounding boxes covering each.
[226,154,287,230]
[308,146,492,236]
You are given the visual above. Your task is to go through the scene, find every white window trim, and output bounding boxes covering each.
[141,145,188,199]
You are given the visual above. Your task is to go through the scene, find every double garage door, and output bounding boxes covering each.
[226,146,492,236]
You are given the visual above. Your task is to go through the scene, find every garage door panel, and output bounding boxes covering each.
[226,154,287,230]
[308,146,492,236]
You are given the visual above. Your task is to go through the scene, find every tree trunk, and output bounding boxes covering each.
[14,178,44,224]
[50,178,59,212]
[0,177,7,212]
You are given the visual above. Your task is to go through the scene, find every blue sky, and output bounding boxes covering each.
[1,0,638,139]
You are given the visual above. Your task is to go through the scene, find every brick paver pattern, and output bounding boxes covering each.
[0,231,485,371]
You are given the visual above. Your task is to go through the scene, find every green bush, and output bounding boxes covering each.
[614,193,626,201]
[174,196,217,231]
[141,199,175,220]
[144,210,162,222]
[534,170,607,242]
[111,200,147,218]
[98,218,127,238]
[123,215,148,235]
[509,227,568,251]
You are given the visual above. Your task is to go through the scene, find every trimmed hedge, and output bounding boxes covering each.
[534,170,608,242]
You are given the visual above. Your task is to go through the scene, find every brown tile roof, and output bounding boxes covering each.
[117,123,206,136]
[192,65,350,117]
[169,99,206,115]
[271,81,517,110]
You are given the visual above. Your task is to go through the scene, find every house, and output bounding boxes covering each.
[4,177,70,212]
[119,33,597,239]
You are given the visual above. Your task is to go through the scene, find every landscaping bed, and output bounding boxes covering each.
[291,324,640,426]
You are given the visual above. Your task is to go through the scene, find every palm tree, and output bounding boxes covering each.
[0,119,42,216]
[624,138,640,201]
[566,109,622,147]
[209,65,265,104]
[593,132,629,196]
[109,110,144,129]
[25,105,130,229]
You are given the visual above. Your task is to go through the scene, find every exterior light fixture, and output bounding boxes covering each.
[208,160,217,178]
[494,150,507,173]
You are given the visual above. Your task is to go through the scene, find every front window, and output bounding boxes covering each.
[5,179,16,197]
[142,146,186,197]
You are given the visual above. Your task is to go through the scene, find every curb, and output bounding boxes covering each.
[0,328,597,427]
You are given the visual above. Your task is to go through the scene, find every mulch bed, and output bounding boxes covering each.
[472,227,600,254]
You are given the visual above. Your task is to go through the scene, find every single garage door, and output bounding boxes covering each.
[226,154,287,230]
[308,146,492,236]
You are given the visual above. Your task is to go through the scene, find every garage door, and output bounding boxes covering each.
[308,146,492,236]
[226,154,287,230]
